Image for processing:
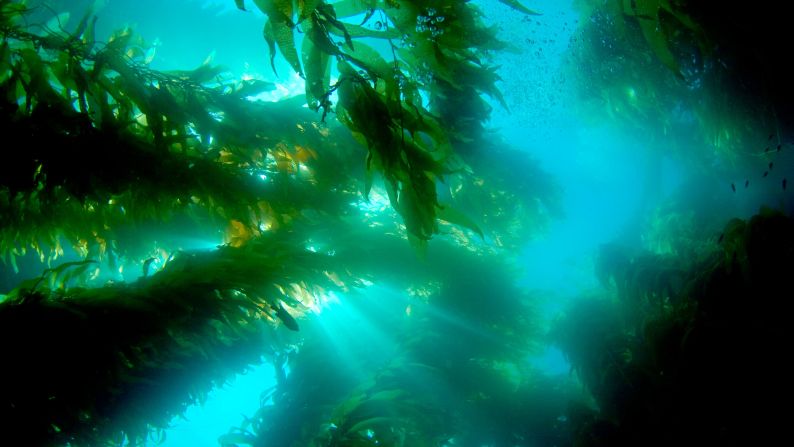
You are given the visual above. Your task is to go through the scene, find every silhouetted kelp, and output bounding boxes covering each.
[0,233,350,446]
[567,0,783,174]
[556,209,794,446]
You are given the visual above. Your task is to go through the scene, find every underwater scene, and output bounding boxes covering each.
[1,0,793,445]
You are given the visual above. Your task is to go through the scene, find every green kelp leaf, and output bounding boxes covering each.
[263,19,279,75]
[297,0,322,23]
[364,152,375,200]
[231,78,276,98]
[329,23,401,41]
[622,0,682,77]
[331,0,379,19]
[59,261,98,289]
[335,61,394,156]
[343,416,400,437]
[272,301,300,331]
[344,41,392,81]
[273,20,303,76]
[399,175,438,241]
[253,0,295,26]
[498,0,541,15]
[36,260,99,290]
[0,41,11,82]
[301,20,332,110]
[71,9,93,39]
[168,54,225,83]
[41,12,71,37]
[304,12,342,56]
[0,1,27,27]
[314,2,355,50]
[105,26,134,53]
[437,203,484,239]
[9,251,19,274]
[81,15,98,55]
[254,1,301,75]
[365,389,406,402]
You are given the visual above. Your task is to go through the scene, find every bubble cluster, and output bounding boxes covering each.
[415,8,446,38]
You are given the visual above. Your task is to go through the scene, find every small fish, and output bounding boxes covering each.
[745,179,749,188]
[768,133,774,141]
[731,183,736,193]
[763,171,769,177]
[784,178,788,190]
[769,162,774,170]
[765,146,770,153]
[777,144,782,151]
[718,233,724,243]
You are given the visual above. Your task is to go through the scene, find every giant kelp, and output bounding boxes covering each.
[224,226,579,447]
[0,0,563,445]
[1,0,558,279]
[236,0,548,245]
[567,0,780,173]
[0,230,351,446]
[0,0,361,273]
[557,209,794,446]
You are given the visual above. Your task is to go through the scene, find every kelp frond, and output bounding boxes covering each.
[0,231,347,446]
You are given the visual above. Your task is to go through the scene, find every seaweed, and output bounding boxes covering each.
[239,0,550,244]
[214,220,577,447]
[0,230,349,446]
[0,4,364,275]
[557,209,794,446]
[0,1,565,444]
[567,0,778,172]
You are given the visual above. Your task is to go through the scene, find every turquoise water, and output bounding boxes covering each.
[155,365,274,446]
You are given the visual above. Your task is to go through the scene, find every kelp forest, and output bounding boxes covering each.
[1,0,792,446]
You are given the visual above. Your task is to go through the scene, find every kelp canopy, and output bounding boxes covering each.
[0,0,562,445]
[2,0,794,446]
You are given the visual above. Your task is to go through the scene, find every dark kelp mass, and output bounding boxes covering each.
[1,0,793,446]
[556,209,794,446]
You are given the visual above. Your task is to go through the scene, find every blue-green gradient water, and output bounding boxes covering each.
[9,1,793,445]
